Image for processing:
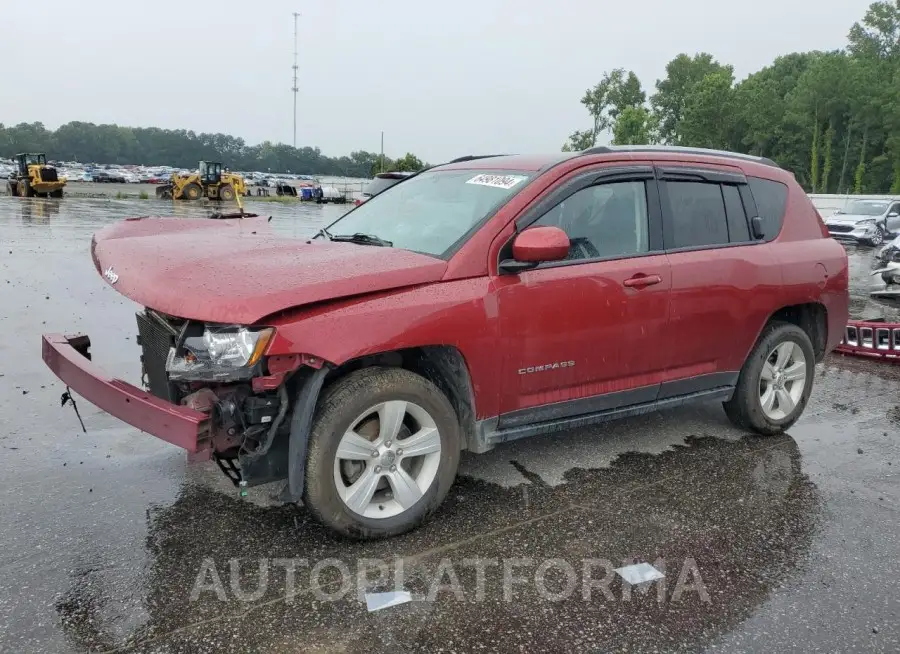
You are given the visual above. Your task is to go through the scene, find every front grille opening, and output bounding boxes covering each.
[136,311,180,402]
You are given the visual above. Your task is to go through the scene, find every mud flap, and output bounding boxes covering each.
[287,367,329,501]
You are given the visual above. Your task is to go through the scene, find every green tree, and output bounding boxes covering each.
[677,70,736,149]
[563,69,646,151]
[651,53,733,144]
[392,153,425,172]
[0,121,426,179]
[612,107,652,145]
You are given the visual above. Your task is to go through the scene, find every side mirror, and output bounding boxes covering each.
[750,216,765,240]
[888,212,899,219]
[499,226,570,274]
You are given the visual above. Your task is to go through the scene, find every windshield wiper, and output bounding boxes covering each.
[330,233,393,247]
[314,227,333,240]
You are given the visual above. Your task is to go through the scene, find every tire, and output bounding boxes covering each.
[868,225,885,246]
[20,180,34,198]
[304,367,461,539]
[724,321,815,435]
[8,181,18,197]
[182,183,202,200]
[218,184,235,201]
[50,188,63,199]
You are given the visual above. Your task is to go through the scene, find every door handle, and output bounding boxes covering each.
[623,274,662,288]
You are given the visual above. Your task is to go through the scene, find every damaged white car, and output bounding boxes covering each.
[825,199,900,246]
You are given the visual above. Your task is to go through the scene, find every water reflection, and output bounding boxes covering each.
[55,434,821,651]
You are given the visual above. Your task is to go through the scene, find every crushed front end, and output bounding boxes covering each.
[43,309,323,489]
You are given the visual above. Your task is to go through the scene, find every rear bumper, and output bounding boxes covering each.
[41,333,208,452]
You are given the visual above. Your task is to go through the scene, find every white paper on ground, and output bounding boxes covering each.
[614,562,665,585]
[365,591,413,612]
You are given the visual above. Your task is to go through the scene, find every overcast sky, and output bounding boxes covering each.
[6,0,875,162]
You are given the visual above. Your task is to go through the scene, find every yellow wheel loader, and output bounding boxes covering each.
[7,153,67,198]
[155,161,246,201]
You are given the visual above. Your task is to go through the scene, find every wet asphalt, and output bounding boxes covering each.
[0,196,898,653]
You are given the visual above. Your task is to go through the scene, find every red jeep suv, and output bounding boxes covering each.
[42,146,849,539]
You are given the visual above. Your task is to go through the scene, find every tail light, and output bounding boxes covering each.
[354,199,362,206]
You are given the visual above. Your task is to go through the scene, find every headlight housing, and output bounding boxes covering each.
[858,218,876,227]
[166,325,274,381]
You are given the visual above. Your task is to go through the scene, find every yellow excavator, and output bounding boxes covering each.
[155,161,246,201]
[7,153,67,198]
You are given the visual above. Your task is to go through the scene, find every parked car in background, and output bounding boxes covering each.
[43,146,848,539]
[824,198,900,246]
[353,171,414,206]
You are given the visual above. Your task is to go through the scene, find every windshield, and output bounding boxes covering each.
[326,169,533,257]
[840,200,888,216]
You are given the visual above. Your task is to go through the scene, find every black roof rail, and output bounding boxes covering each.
[582,145,780,169]
[446,154,511,164]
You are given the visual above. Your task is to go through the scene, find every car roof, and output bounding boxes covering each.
[432,147,783,175]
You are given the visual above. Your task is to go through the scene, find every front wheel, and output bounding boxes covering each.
[303,367,461,539]
[724,322,815,435]
[182,182,202,200]
[868,225,885,246]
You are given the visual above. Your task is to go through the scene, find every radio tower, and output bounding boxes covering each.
[292,11,300,148]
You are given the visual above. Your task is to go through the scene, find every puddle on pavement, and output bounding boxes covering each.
[53,434,821,652]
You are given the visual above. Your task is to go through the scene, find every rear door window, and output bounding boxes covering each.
[665,181,730,248]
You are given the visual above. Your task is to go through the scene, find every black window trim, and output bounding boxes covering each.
[657,166,747,185]
[499,165,665,272]
[656,166,763,253]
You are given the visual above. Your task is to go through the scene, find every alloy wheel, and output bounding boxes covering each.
[758,341,807,420]
[333,400,442,519]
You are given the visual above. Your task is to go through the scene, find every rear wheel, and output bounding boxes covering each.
[724,322,815,435]
[8,181,18,197]
[182,183,202,200]
[304,367,461,539]
[218,184,235,201]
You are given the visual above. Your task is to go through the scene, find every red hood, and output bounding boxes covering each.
[91,217,447,324]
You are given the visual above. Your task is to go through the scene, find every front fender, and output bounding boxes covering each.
[265,277,501,419]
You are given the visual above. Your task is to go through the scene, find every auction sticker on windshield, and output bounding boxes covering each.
[466,174,527,190]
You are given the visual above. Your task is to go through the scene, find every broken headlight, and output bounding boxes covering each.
[166,325,274,381]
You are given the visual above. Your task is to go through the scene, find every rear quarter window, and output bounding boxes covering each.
[748,177,788,240]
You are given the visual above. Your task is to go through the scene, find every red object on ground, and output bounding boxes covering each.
[834,320,900,362]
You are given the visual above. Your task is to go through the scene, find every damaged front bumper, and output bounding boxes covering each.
[41,333,209,452]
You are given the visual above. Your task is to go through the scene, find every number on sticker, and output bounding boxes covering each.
[466,174,526,190]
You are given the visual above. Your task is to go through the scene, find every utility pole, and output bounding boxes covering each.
[292,11,300,149]
[380,131,384,173]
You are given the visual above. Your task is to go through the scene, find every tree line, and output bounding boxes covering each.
[0,121,425,178]
[563,0,900,194]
